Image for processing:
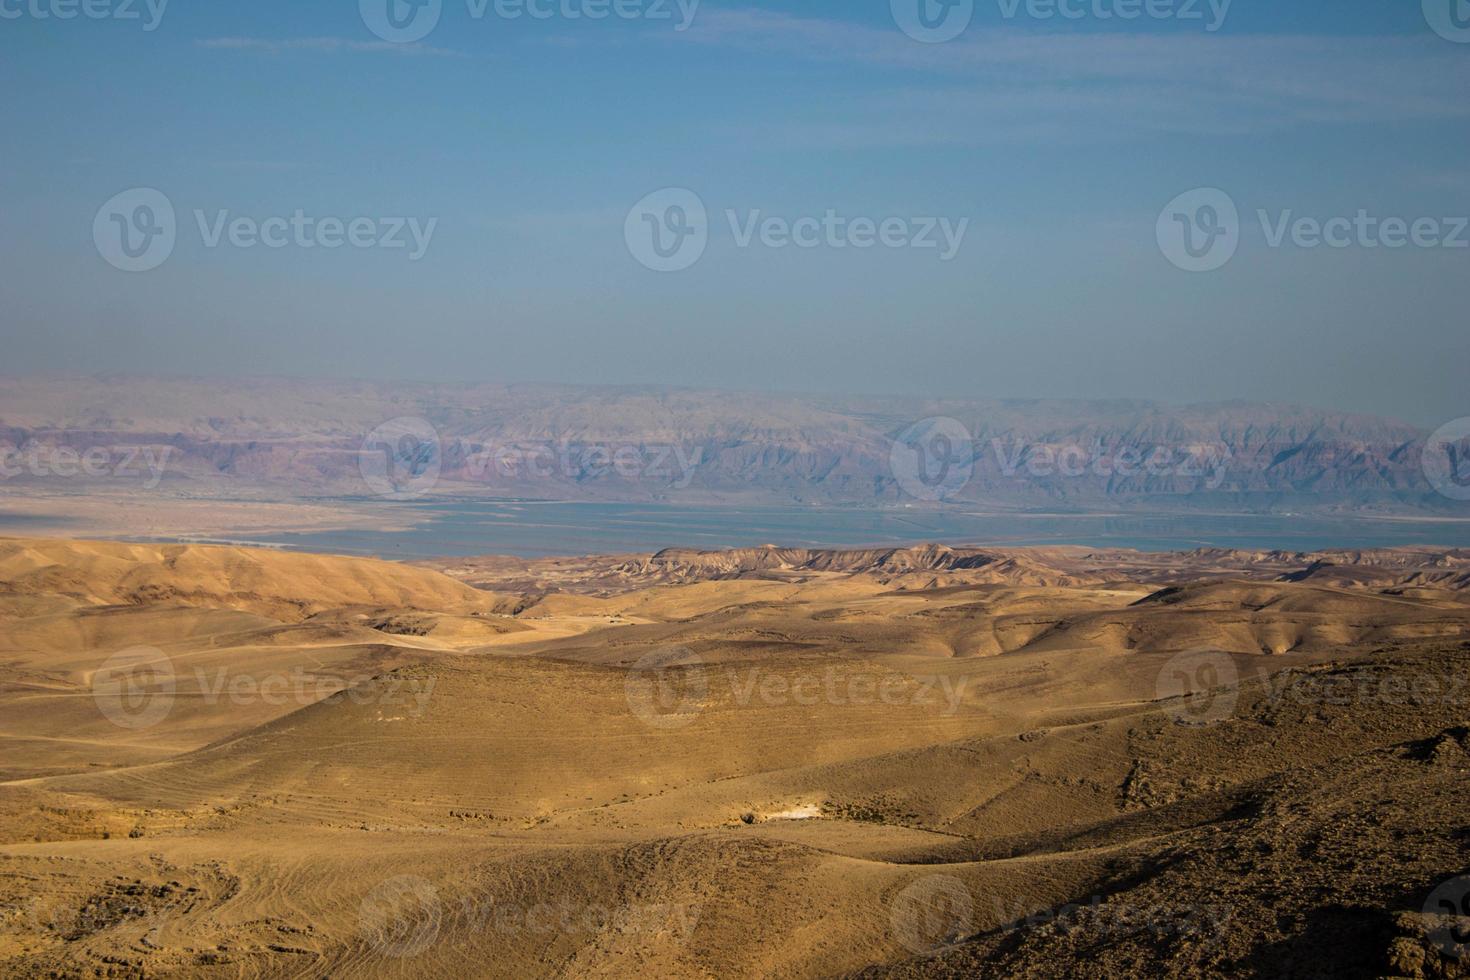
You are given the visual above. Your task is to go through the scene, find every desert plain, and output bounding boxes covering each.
[0,538,1469,977]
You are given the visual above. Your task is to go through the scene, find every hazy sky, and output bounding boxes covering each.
[1,0,1467,426]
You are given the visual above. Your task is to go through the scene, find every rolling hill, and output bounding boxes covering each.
[1,539,1469,976]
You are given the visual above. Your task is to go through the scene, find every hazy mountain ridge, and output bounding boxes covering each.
[0,376,1448,511]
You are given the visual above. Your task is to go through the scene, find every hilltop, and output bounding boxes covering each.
[1,539,1468,975]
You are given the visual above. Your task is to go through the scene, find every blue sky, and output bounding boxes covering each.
[1,0,1467,426]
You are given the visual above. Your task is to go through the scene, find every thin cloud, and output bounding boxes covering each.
[668,9,1470,143]
[197,37,463,57]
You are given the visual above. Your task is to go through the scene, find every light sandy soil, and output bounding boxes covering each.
[1,539,1468,977]
[0,488,412,540]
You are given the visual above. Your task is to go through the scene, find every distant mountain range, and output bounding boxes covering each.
[0,375,1461,515]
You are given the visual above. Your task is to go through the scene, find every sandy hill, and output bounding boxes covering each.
[0,539,522,783]
[0,538,493,620]
[1,539,1468,977]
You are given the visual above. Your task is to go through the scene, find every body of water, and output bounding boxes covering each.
[225,500,1470,559]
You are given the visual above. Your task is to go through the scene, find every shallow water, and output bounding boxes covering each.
[222,500,1470,559]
